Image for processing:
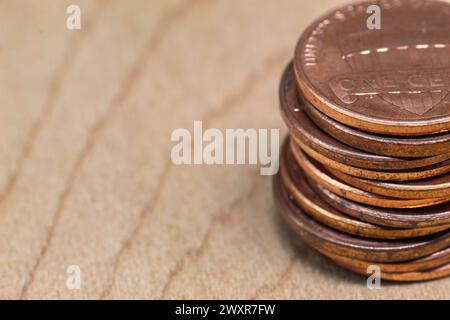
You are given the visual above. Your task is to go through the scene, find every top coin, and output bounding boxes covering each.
[294,0,450,136]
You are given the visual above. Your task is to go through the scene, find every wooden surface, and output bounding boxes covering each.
[1,0,449,299]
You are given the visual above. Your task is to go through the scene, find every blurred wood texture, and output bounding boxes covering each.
[0,0,448,299]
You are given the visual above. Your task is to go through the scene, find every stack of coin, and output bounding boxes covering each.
[274,0,450,281]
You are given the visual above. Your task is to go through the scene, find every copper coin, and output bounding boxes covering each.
[332,258,450,282]
[279,62,450,170]
[294,0,450,135]
[322,247,450,273]
[331,168,450,199]
[303,98,450,157]
[293,136,450,181]
[309,179,450,229]
[273,173,450,263]
[276,175,450,280]
[287,138,450,209]
[280,143,450,238]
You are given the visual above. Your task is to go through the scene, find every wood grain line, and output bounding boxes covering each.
[0,0,108,209]
[18,0,199,299]
[156,50,289,298]
[99,162,173,299]
[97,0,206,301]
[249,256,297,299]
[99,48,287,299]
[159,173,260,299]
[202,48,290,124]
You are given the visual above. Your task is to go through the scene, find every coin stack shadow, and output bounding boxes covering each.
[275,0,450,282]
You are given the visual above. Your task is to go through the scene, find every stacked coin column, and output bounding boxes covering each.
[274,0,450,282]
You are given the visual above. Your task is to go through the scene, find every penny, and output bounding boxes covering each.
[331,169,450,199]
[332,258,450,282]
[303,98,450,157]
[279,144,450,238]
[293,136,450,181]
[322,247,450,273]
[294,0,450,135]
[287,138,450,209]
[310,180,450,229]
[279,62,450,171]
[273,173,450,263]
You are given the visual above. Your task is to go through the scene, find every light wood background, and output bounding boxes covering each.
[1,0,449,299]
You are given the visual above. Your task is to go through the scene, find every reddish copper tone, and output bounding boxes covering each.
[279,63,450,170]
[273,172,450,264]
[303,99,450,158]
[294,0,450,135]
[279,142,450,238]
[274,0,450,282]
